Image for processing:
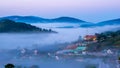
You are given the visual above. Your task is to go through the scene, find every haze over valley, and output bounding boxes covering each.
[0,16,120,49]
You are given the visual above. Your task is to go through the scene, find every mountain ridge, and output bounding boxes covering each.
[97,18,120,26]
[1,16,120,28]
[0,16,87,23]
[80,18,120,27]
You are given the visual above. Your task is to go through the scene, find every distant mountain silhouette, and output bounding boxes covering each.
[96,18,120,26]
[0,16,47,23]
[80,18,120,27]
[0,19,55,33]
[51,17,85,23]
[1,16,119,28]
[0,16,88,23]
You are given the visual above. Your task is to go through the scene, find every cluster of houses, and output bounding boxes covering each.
[56,35,97,55]
[56,34,116,56]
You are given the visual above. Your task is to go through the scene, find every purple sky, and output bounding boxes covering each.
[0,0,120,22]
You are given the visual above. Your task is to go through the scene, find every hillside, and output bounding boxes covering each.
[96,30,120,46]
[87,30,120,51]
[0,19,55,33]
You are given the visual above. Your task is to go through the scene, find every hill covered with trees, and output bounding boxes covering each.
[87,30,120,51]
[96,30,120,47]
[0,19,55,33]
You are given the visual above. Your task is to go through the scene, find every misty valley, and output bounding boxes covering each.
[0,17,120,68]
[0,0,120,67]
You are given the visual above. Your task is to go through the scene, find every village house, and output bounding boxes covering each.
[84,35,97,42]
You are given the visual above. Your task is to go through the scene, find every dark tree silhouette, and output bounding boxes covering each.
[5,64,15,68]
[118,57,120,64]
[119,57,120,60]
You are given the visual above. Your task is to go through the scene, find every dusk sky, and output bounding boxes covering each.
[0,0,119,22]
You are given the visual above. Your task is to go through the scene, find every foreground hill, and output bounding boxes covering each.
[0,16,89,24]
[87,30,120,51]
[96,30,120,46]
[0,19,55,33]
